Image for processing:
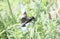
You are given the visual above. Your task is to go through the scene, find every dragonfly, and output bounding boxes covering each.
[20,11,35,34]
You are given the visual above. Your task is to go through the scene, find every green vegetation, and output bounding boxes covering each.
[0,0,60,39]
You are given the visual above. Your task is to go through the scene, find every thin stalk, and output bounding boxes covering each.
[7,0,17,23]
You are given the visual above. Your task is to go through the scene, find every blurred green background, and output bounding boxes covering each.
[0,0,60,39]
